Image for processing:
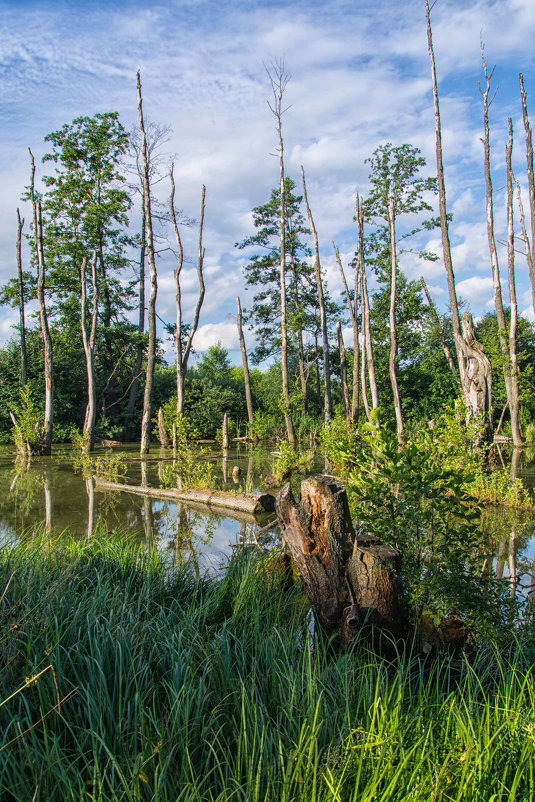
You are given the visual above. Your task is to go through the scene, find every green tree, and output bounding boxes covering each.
[363,143,438,438]
[41,112,134,436]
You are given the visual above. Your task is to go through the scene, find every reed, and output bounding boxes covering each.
[0,529,533,800]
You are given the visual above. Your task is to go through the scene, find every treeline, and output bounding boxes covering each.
[2,6,535,451]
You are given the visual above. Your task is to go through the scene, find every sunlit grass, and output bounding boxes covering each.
[0,528,534,800]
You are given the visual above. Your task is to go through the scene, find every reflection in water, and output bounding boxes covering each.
[222,450,228,484]
[86,477,95,538]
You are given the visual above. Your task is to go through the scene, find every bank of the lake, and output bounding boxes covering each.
[0,530,534,801]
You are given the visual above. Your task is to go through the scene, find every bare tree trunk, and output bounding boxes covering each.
[127,217,145,422]
[360,324,371,423]
[519,73,535,313]
[176,183,207,413]
[357,196,378,413]
[334,242,359,421]
[462,312,493,442]
[267,62,295,446]
[237,296,254,427]
[301,165,332,422]
[288,251,308,412]
[157,407,169,446]
[480,58,521,445]
[420,277,458,379]
[276,476,403,649]
[506,118,523,445]
[425,0,468,402]
[16,209,27,388]
[170,163,185,415]
[29,149,53,455]
[137,72,158,455]
[313,332,321,409]
[81,252,99,452]
[222,412,229,449]
[388,198,403,441]
[337,321,350,419]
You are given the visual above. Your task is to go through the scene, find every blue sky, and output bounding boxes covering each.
[1,0,535,361]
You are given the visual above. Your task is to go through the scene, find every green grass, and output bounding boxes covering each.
[0,529,534,801]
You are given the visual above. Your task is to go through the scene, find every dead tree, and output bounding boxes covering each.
[170,165,206,416]
[137,71,158,455]
[237,296,254,428]
[81,252,99,451]
[519,73,535,314]
[301,165,332,422]
[334,243,359,421]
[276,476,403,648]
[29,149,53,455]
[266,60,296,446]
[425,0,469,403]
[480,56,522,445]
[462,312,493,440]
[388,197,403,442]
[336,321,350,419]
[420,277,459,381]
[356,196,378,419]
[16,209,27,388]
[505,118,523,445]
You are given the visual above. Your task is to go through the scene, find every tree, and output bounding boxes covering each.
[363,143,437,441]
[39,111,133,444]
[137,71,158,455]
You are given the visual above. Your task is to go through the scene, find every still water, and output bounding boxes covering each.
[1,443,535,587]
[0,443,323,572]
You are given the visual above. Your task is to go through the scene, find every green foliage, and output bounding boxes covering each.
[9,385,43,452]
[272,441,313,483]
[469,467,533,508]
[160,413,214,490]
[249,408,282,440]
[342,420,488,627]
[91,450,128,482]
[319,411,361,472]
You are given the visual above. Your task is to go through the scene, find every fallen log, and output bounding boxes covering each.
[95,478,275,518]
[276,475,403,648]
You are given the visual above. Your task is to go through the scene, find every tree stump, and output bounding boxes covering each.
[275,475,403,647]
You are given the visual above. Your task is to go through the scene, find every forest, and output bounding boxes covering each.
[1,2,535,799]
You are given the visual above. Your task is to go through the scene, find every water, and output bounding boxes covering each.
[1,442,534,587]
[0,442,324,571]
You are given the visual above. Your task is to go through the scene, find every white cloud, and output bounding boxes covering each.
[456,276,495,308]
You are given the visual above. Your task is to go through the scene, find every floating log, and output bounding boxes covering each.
[95,478,275,518]
[276,475,403,648]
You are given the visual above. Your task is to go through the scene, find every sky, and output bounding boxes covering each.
[1,0,535,365]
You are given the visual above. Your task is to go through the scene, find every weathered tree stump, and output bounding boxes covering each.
[276,475,403,647]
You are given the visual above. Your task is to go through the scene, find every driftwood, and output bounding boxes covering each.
[276,475,403,647]
[95,478,275,518]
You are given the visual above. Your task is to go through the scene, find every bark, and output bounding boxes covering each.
[480,62,522,445]
[301,165,332,422]
[222,412,229,449]
[267,63,295,446]
[462,312,493,440]
[334,242,359,421]
[96,478,276,518]
[288,246,308,410]
[420,277,458,380]
[29,149,53,455]
[505,119,523,445]
[16,209,27,388]
[157,407,169,446]
[237,296,254,426]
[357,196,378,415]
[425,0,468,402]
[275,476,403,648]
[137,72,158,455]
[313,333,321,409]
[337,321,350,419]
[81,251,99,452]
[519,73,535,312]
[172,180,207,414]
[388,198,403,441]
[126,216,145,422]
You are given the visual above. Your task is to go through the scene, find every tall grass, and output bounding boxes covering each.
[0,529,534,800]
